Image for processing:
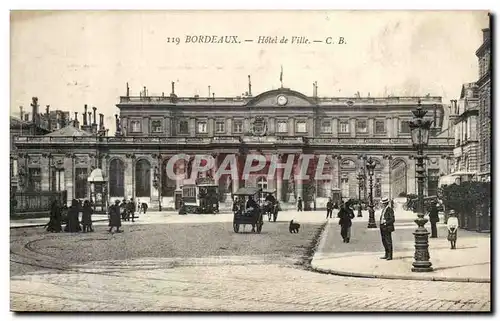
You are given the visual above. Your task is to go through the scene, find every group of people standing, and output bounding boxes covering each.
[46,198,94,233]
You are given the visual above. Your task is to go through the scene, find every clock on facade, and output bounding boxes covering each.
[277,95,288,106]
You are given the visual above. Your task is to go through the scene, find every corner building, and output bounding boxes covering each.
[14,87,454,210]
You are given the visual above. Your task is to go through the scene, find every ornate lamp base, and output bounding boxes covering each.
[412,215,433,272]
[367,207,377,228]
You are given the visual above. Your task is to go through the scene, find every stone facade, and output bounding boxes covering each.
[13,87,454,209]
[476,27,491,181]
[451,83,480,173]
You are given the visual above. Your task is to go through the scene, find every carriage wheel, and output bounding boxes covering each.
[233,223,240,233]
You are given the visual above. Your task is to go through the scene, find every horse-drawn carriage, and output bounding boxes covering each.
[179,177,219,214]
[232,187,264,233]
[261,189,279,222]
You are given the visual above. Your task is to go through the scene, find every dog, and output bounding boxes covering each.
[289,220,301,233]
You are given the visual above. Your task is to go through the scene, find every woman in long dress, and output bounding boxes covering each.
[65,199,81,232]
[108,199,123,233]
[46,199,62,233]
[447,210,459,249]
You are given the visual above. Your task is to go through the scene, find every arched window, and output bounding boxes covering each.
[135,159,151,197]
[161,159,176,197]
[109,159,125,197]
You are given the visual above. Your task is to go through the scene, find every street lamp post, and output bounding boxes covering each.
[356,170,364,217]
[153,165,162,211]
[409,99,433,272]
[366,157,377,228]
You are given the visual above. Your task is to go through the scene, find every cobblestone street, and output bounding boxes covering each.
[10,213,491,312]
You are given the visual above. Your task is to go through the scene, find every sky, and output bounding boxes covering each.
[10,10,489,133]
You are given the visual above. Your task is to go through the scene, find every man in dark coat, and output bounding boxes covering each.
[379,197,395,260]
[326,198,333,219]
[127,198,136,222]
[297,197,303,212]
[108,199,122,233]
[338,202,355,242]
[428,201,440,238]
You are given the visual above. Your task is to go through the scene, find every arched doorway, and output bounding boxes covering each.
[109,159,125,198]
[161,159,176,198]
[391,159,408,197]
[135,159,151,198]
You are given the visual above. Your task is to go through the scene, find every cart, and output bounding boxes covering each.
[261,188,279,222]
[232,187,264,233]
[179,177,219,214]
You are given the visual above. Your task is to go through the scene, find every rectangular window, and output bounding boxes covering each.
[356,120,368,133]
[296,121,307,133]
[197,121,207,134]
[75,168,88,199]
[130,120,142,133]
[233,120,243,134]
[216,120,225,133]
[277,120,288,133]
[28,167,41,192]
[179,120,189,134]
[375,120,386,134]
[321,120,332,133]
[400,120,411,134]
[339,121,349,133]
[151,120,162,133]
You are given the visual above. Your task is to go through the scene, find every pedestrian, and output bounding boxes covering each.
[64,199,81,233]
[338,201,355,243]
[46,198,62,233]
[428,201,440,238]
[120,199,128,220]
[447,210,459,249]
[326,198,333,219]
[141,202,148,214]
[81,200,94,232]
[379,197,395,260]
[297,197,303,212]
[128,198,136,222]
[108,199,123,233]
[137,198,142,214]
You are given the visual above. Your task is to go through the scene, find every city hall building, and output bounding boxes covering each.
[13,82,454,210]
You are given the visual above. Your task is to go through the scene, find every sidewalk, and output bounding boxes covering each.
[311,217,491,283]
[10,209,337,228]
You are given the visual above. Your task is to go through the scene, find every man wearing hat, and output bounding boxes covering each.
[108,199,123,233]
[379,197,395,260]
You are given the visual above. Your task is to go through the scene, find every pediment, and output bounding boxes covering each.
[246,89,316,107]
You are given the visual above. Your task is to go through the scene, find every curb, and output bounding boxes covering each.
[10,219,109,229]
[309,220,490,284]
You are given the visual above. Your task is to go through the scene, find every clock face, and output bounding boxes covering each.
[277,95,288,106]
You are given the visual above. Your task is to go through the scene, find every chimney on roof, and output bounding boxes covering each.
[126,82,130,97]
[74,112,79,128]
[83,105,88,126]
[248,75,252,97]
[208,85,211,98]
[92,107,97,126]
[25,114,29,121]
[212,93,215,101]
[56,111,61,130]
[171,81,175,95]
[99,113,104,130]
[46,105,52,131]
[19,106,23,120]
